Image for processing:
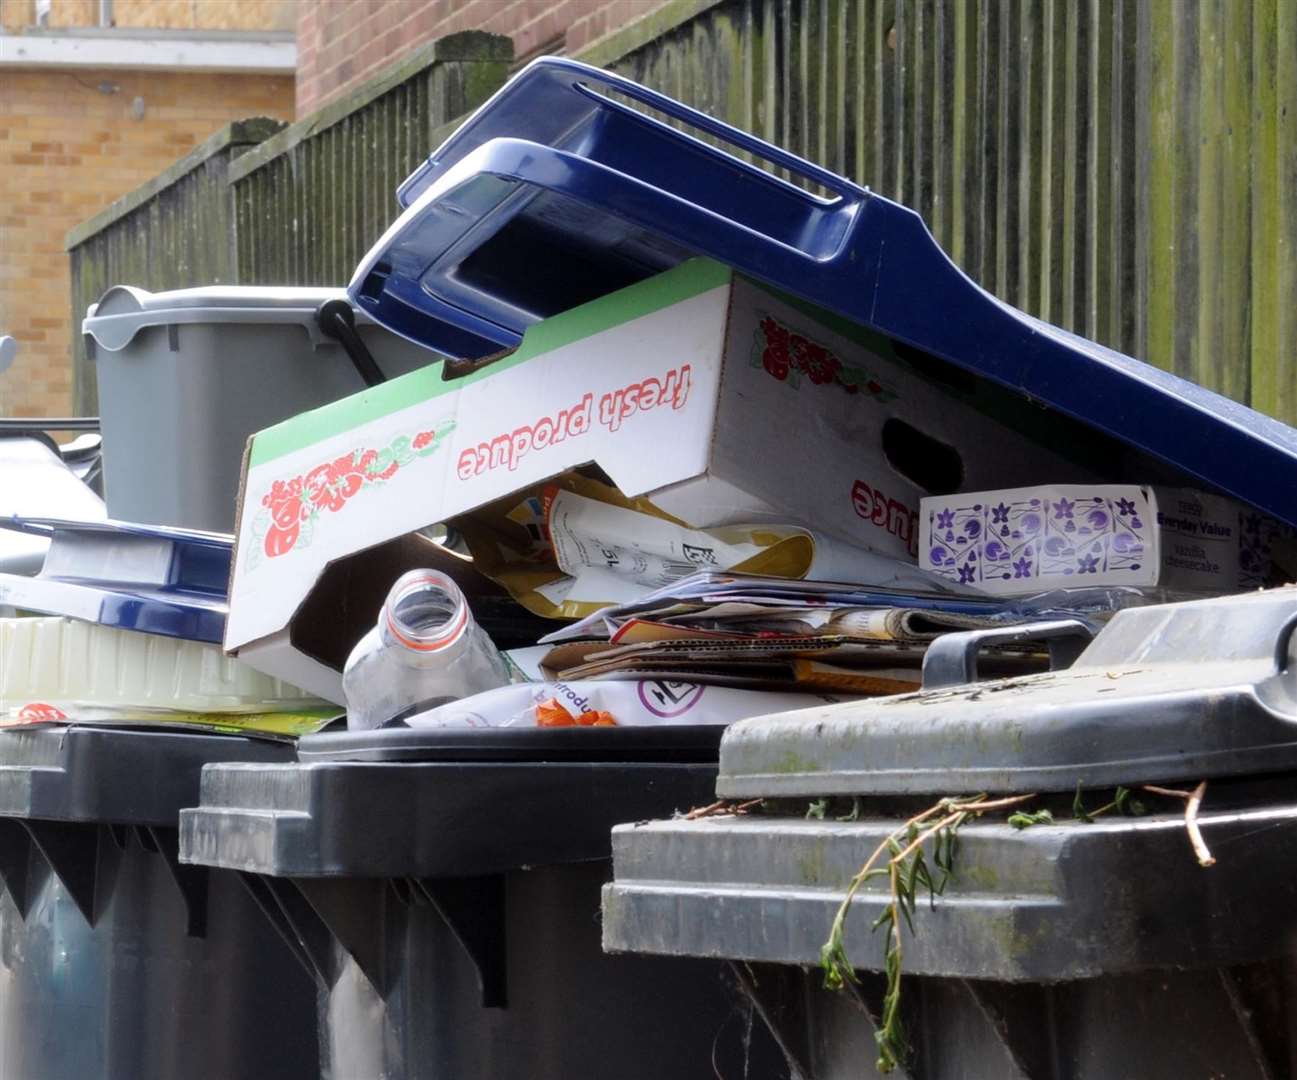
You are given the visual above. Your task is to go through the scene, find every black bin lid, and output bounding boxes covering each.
[715,587,1297,798]
[297,724,725,763]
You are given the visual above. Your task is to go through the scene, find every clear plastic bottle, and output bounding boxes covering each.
[343,569,512,730]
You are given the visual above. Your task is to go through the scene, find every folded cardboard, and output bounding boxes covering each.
[226,259,1089,698]
[537,635,1043,693]
[920,484,1264,596]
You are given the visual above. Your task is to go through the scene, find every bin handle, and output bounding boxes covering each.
[355,139,873,346]
[566,68,863,205]
[401,58,867,211]
[1272,610,1297,673]
[315,300,387,388]
[921,619,1094,690]
[448,138,865,268]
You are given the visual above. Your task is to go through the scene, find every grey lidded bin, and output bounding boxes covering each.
[0,725,319,1080]
[178,728,788,1080]
[82,285,441,533]
[603,588,1297,1080]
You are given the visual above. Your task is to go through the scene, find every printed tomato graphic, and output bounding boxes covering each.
[17,703,68,723]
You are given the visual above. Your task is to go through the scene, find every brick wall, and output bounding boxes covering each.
[0,69,293,417]
[297,0,673,114]
[1,0,294,31]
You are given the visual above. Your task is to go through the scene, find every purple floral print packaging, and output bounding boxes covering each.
[920,485,1258,596]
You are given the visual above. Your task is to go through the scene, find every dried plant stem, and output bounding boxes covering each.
[820,792,1038,1073]
[821,801,950,979]
[821,784,1217,1074]
[1141,781,1215,867]
[684,800,726,819]
[887,794,1039,865]
[684,798,763,820]
[950,794,1045,813]
[1185,781,1215,867]
[1141,784,1190,799]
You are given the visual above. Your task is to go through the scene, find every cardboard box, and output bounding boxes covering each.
[225,259,1089,699]
[919,484,1262,596]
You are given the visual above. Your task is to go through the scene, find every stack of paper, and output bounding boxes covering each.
[529,572,1114,693]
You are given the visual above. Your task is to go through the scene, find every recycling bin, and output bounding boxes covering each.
[602,589,1297,1079]
[179,726,787,1079]
[0,725,319,1080]
[81,285,441,532]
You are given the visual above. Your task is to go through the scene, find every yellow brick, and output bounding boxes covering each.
[0,0,36,31]
[0,66,293,416]
[47,0,96,27]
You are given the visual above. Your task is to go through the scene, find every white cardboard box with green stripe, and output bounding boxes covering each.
[224,258,1087,701]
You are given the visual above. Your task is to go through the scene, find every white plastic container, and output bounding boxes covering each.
[0,616,322,716]
[82,285,441,533]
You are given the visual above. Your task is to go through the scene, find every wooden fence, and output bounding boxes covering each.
[68,1,1297,422]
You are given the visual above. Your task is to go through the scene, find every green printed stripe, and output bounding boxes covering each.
[249,256,734,468]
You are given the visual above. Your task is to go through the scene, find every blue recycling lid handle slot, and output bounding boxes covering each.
[398,57,866,211]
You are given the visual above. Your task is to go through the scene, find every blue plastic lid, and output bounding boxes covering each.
[0,516,230,643]
[348,58,1297,527]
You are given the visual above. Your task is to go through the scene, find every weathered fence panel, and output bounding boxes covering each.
[1136,0,1297,421]
[67,3,1297,424]
[66,119,284,415]
[594,0,1141,357]
[594,0,1297,423]
[229,31,513,288]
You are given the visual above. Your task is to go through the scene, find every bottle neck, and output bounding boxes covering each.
[378,571,469,655]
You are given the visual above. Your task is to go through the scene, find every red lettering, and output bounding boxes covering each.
[852,479,918,555]
[851,480,875,521]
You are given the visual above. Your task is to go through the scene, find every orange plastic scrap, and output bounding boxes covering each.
[579,710,617,726]
[534,699,618,727]
[536,698,576,726]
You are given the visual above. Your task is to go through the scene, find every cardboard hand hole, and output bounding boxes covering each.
[882,418,963,495]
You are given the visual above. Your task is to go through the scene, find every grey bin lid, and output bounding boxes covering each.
[178,759,719,879]
[715,587,1297,799]
[603,794,1297,980]
[82,284,379,353]
[0,725,293,926]
[0,725,291,826]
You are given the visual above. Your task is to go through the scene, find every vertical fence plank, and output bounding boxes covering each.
[1250,0,1297,421]
[228,32,512,287]
[949,0,970,267]
[611,0,1286,420]
[1142,0,1177,376]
